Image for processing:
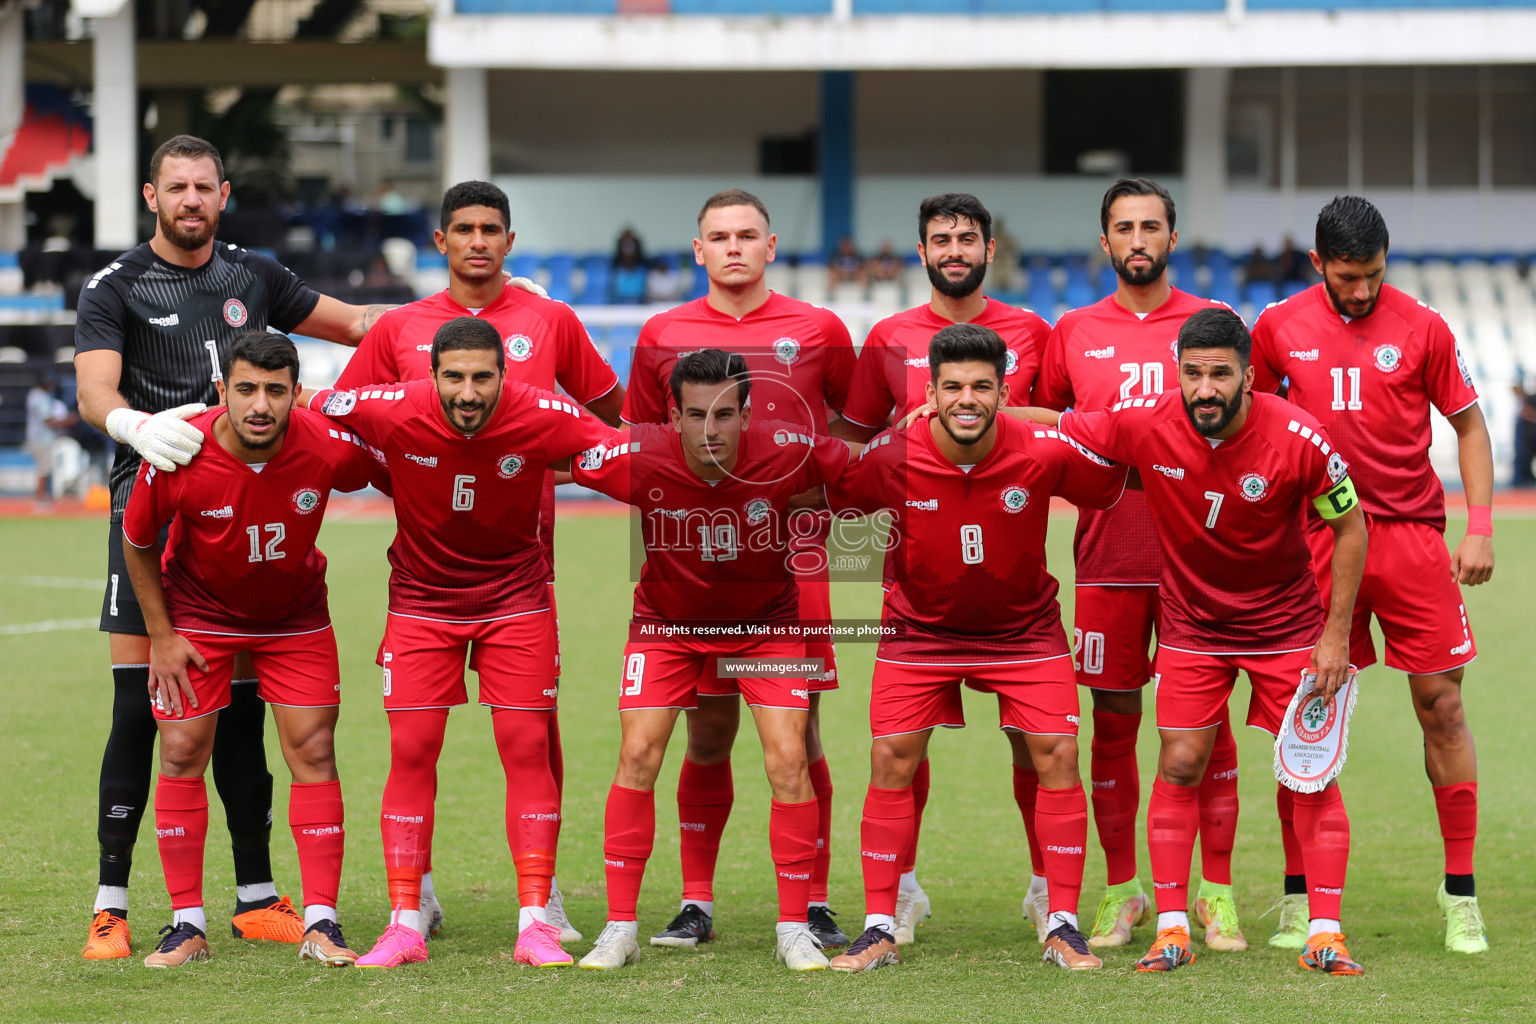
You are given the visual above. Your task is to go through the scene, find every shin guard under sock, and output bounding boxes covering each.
[1089,709,1141,886]
[493,709,559,908]
[1294,786,1350,921]
[861,786,914,919]
[604,785,656,921]
[677,758,733,903]
[289,780,345,912]
[770,798,818,922]
[1198,713,1239,886]
[1036,783,1089,917]
[898,759,930,876]
[1146,778,1199,914]
[155,775,209,911]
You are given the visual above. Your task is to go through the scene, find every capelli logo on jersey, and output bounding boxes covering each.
[906,499,938,511]
[404,453,438,468]
[1084,346,1116,359]
[903,355,930,368]
[1451,639,1473,656]
[201,505,234,518]
[1289,349,1320,361]
[148,313,180,327]
[791,688,809,699]
[1153,464,1185,481]
[542,687,559,698]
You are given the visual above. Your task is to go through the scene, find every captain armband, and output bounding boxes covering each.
[1313,477,1359,520]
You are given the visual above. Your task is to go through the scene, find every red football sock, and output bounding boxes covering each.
[862,786,914,918]
[808,756,834,904]
[899,759,930,875]
[770,798,819,922]
[548,708,565,803]
[1198,713,1239,886]
[381,708,447,914]
[677,758,733,903]
[493,708,559,909]
[1433,782,1478,877]
[1089,710,1141,886]
[1276,784,1305,876]
[1146,778,1199,914]
[155,775,209,912]
[1012,764,1046,876]
[604,784,655,921]
[1036,783,1088,917]
[289,780,344,912]
[1294,785,1350,921]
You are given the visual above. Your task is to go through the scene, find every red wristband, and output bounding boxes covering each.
[1466,505,1493,537]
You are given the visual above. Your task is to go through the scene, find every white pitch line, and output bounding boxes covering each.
[4,575,102,591]
[0,618,99,635]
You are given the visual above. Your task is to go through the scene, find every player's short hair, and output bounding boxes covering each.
[1099,177,1176,236]
[918,193,992,247]
[929,323,1007,383]
[149,135,225,187]
[224,331,300,384]
[669,348,751,410]
[1315,195,1390,264]
[440,180,511,233]
[431,316,505,373]
[1176,307,1251,368]
[697,189,771,228]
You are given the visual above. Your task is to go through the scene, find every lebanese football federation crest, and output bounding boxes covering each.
[1373,344,1402,373]
[1000,486,1030,513]
[1005,349,1019,376]
[223,298,249,327]
[506,334,533,362]
[1292,694,1338,744]
[497,453,526,479]
[773,337,801,366]
[292,488,321,514]
[744,497,773,525]
[1239,472,1269,502]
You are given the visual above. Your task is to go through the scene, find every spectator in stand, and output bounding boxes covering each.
[613,228,649,303]
[989,217,1025,295]
[26,372,75,509]
[1244,244,1274,286]
[868,241,905,283]
[614,228,647,269]
[828,236,865,290]
[1513,373,1536,488]
[1275,236,1313,285]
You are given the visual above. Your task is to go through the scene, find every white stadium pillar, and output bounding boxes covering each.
[92,3,138,251]
[444,67,490,189]
[1181,67,1230,251]
[0,1,24,249]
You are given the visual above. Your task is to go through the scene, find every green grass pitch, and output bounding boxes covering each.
[1,511,1532,1022]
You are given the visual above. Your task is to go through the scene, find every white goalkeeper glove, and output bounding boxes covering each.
[105,403,207,472]
[507,275,549,299]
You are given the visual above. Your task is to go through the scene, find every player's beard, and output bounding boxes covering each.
[937,402,997,447]
[442,394,497,434]
[233,416,286,451]
[1111,247,1169,287]
[1323,277,1380,318]
[926,257,987,299]
[1182,390,1241,437]
[156,202,219,251]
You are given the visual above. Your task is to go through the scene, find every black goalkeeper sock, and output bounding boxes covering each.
[97,666,158,888]
[1445,873,1476,898]
[211,682,275,887]
[1283,873,1307,896]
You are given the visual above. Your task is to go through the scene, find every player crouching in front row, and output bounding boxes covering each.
[121,332,385,967]
[824,324,1130,972]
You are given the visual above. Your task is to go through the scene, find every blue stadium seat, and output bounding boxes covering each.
[1097,264,1118,295]
[580,254,612,304]
[1281,279,1310,299]
[546,253,577,304]
[1244,280,1278,309]
[687,262,711,301]
[510,254,542,281]
[1026,273,1057,318]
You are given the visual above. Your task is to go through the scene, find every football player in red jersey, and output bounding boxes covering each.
[622,191,856,950]
[824,324,1127,974]
[121,332,383,968]
[574,349,851,971]
[1032,179,1247,951]
[832,194,1051,943]
[1250,197,1494,954]
[1041,307,1369,975]
[336,181,623,943]
[305,317,613,970]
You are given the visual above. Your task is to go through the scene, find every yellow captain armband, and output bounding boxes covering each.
[1314,477,1359,519]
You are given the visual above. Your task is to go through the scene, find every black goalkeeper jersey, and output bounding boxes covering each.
[74,241,321,513]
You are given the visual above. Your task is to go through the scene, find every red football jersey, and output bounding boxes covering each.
[1060,391,1349,655]
[1250,282,1479,530]
[1033,289,1229,586]
[309,378,612,620]
[842,298,1047,431]
[336,285,619,579]
[620,292,854,433]
[121,407,381,634]
[828,413,1127,664]
[573,420,848,626]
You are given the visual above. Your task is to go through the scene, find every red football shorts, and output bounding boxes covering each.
[1308,517,1477,676]
[797,566,839,693]
[869,655,1080,738]
[1152,646,1313,736]
[151,625,340,722]
[377,610,556,711]
[1072,585,1159,690]
[620,639,809,712]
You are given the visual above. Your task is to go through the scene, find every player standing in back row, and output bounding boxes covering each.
[336,180,624,943]
[74,135,395,960]
[622,190,856,950]
[1250,196,1494,954]
[1031,178,1247,952]
[832,194,1050,945]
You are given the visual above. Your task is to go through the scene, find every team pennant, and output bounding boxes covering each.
[1273,666,1360,794]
